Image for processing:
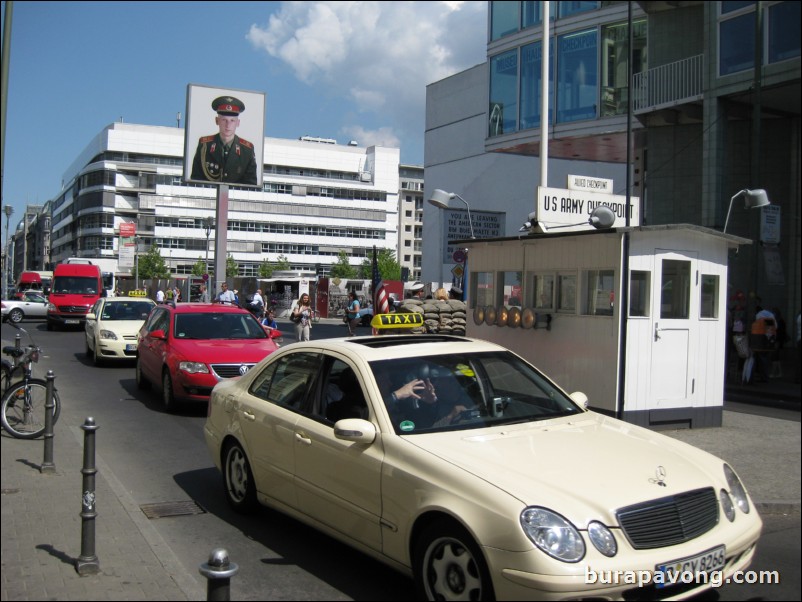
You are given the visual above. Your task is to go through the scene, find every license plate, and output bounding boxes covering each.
[125,344,138,351]
[65,319,79,324]
[655,545,726,588]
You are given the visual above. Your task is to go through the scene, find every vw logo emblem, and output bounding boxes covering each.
[239,365,250,376]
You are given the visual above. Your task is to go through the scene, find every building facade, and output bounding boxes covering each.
[398,164,425,282]
[40,123,400,282]
[424,0,800,328]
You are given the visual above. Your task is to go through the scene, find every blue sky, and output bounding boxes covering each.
[1,0,486,230]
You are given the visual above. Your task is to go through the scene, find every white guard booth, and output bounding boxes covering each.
[463,225,749,429]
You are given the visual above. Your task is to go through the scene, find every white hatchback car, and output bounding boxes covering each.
[204,335,762,601]
[85,297,156,365]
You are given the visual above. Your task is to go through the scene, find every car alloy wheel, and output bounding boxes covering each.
[162,370,176,412]
[223,441,258,513]
[415,520,494,601]
[9,309,24,324]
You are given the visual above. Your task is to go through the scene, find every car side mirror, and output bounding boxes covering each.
[569,391,589,409]
[334,418,376,444]
[86,313,96,321]
[149,329,167,340]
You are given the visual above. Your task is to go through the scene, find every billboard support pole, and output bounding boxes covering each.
[214,185,229,295]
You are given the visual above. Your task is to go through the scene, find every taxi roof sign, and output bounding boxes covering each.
[371,312,424,329]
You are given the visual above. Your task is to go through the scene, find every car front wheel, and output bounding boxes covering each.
[414,520,495,601]
[223,441,258,513]
[8,308,24,324]
[162,370,177,412]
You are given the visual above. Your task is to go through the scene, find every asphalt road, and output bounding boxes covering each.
[5,320,799,600]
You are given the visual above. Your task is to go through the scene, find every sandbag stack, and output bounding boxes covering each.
[397,298,467,335]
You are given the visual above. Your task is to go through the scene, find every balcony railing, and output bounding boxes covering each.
[633,54,704,114]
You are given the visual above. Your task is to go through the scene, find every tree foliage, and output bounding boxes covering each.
[359,248,401,280]
[330,250,357,279]
[226,254,239,277]
[137,246,170,279]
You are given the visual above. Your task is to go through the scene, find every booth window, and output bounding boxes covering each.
[473,272,495,309]
[583,269,615,316]
[557,273,577,313]
[502,271,523,306]
[700,274,719,319]
[629,270,650,317]
[530,273,554,310]
[660,260,691,319]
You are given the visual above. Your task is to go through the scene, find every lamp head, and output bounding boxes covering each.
[740,188,770,210]
[429,189,454,208]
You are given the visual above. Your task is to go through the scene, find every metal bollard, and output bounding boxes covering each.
[75,417,100,575]
[199,548,239,601]
[40,370,56,474]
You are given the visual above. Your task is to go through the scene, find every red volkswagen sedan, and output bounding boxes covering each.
[136,302,282,411]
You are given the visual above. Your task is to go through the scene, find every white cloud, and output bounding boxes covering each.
[247,1,486,159]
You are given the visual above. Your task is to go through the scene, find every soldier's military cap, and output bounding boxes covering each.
[212,96,245,116]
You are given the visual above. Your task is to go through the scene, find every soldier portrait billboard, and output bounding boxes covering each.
[184,84,265,188]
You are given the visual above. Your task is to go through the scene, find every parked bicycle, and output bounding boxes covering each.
[1,324,61,439]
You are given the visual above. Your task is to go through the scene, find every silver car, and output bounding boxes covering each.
[1,291,49,324]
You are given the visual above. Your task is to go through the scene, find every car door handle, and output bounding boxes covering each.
[242,411,255,421]
[295,432,312,445]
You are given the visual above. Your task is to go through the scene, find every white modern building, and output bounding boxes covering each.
[48,123,401,280]
[398,164,425,282]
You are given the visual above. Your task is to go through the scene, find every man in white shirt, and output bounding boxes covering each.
[156,289,165,304]
[252,288,265,318]
[216,282,236,305]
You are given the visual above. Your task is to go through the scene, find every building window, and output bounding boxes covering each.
[583,269,615,316]
[600,19,647,117]
[557,28,598,123]
[558,1,599,19]
[489,49,519,137]
[660,260,691,319]
[557,272,577,312]
[473,271,495,309]
[529,273,554,310]
[491,0,520,41]
[768,2,801,63]
[719,10,755,75]
[700,274,719,319]
[629,270,650,317]
[520,40,554,129]
[501,271,523,306]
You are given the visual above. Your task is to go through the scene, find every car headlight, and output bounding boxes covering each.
[178,361,210,374]
[720,489,736,522]
[47,303,56,311]
[99,330,118,340]
[724,464,750,514]
[520,507,585,562]
[587,521,617,557]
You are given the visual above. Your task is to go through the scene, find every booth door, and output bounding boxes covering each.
[649,251,698,408]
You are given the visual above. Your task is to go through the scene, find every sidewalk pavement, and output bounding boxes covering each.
[1,335,799,601]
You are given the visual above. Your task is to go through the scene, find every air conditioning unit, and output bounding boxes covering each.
[359,172,372,182]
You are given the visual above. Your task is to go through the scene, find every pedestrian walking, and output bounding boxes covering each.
[291,293,313,341]
[345,291,361,336]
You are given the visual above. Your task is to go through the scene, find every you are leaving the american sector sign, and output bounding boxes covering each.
[537,184,640,232]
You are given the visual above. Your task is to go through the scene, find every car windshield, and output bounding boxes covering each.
[174,312,267,340]
[101,301,153,321]
[53,276,98,295]
[369,351,583,435]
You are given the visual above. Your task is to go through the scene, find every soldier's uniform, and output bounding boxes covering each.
[191,96,258,186]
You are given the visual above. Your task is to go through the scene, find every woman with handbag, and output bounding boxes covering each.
[345,291,361,337]
[291,293,313,342]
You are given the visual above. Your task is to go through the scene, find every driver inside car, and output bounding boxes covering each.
[375,363,470,430]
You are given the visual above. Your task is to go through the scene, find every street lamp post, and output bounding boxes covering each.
[428,189,476,239]
[3,205,14,300]
[428,189,477,301]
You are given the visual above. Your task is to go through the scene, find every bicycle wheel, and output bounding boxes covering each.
[1,362,12,396]
[0,379,61,439]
